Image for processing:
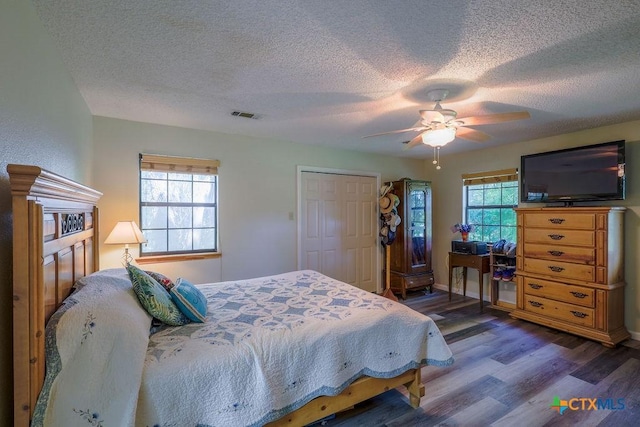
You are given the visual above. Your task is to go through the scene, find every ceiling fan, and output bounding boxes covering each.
[364,89,530,168]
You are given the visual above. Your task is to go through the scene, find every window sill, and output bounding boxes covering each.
[135,252,221,264]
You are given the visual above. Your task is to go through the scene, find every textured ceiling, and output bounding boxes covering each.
[32,0,640,158]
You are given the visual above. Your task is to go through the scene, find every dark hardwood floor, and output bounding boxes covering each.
[324,289,640,427]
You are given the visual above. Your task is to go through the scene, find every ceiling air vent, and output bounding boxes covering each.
[231,111,258,119]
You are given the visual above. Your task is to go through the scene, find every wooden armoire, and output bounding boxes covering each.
[388,179,434,298]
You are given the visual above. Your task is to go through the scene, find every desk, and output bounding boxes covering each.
[448,252,491,312]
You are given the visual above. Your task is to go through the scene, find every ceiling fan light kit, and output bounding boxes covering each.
[421,127,456,147]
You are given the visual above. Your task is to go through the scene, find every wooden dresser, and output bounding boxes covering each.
[388,179,434,299]
[511,207,629,347]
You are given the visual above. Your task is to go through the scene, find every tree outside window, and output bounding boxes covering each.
[463,169,518,243]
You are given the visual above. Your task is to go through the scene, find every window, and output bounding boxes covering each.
[139,154,219,256]
[463,168,518,243]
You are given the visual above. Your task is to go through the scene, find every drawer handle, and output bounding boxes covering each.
[571,311,588,319]
[548,266,565,273]
[548,250,564,257]
[528,283,543,290]
[528,300,543,308]
[548,234,565,240]
[548,218,566,224]
[570,291,588,299]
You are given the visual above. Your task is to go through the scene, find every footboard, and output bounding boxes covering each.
[266,368,424,426]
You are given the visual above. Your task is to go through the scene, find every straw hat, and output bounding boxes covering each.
[380,191,401,214]
[379,182,393,197]
[379,194,393,213]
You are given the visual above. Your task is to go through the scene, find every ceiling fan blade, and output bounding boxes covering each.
[403,134,424,150]
[455,127,492,142]
[363,126,427,138]
[456,111,530,126]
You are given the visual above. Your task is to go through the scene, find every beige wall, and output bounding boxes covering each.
[93,116,427,283]
[0,0,94,423]
[429,120,640,337]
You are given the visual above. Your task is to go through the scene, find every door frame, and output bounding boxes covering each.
[296,166,382,293]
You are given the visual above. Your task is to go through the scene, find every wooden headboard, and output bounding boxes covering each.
[8,164,102,427]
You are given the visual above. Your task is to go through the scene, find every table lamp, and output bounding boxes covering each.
[104,221,147,265]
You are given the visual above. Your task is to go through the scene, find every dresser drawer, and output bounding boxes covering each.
[524,295,595,328]
[523,228,595,247]
[523,213,596,230]
[523,243,595,264]
[404,274,434,289]
[391,273,434,291]
[523,277,594,307]
[523,257,595,282]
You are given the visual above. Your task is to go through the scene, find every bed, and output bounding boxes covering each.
[10,164,454,427]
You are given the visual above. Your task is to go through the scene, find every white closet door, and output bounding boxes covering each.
[300,172,377,292]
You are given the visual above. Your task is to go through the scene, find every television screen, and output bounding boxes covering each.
[520,140,625,203]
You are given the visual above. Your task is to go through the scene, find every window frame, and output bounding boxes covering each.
[138,154,220,258]
[462,169,518,243]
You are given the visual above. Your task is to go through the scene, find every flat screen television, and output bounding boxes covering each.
[520,140,625,204]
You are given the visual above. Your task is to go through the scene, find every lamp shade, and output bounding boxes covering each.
[421,127,456,147]
[104,221,147,245]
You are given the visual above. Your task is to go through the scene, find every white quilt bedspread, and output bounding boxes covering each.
[33,269,453,427]
[32,269,153,427]
[137,270,454,426]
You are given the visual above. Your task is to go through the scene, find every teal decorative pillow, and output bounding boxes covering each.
[170,278,208,323]
[145,270,175,291]
[127,265,189,326]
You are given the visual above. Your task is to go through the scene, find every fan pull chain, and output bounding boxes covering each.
[432,147,442,169]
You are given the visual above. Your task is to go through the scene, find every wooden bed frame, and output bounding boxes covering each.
[9,164,424,427]
[9,164,102,427]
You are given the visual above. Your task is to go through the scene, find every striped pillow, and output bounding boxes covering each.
[170,278,208,323]
[127,264,190,326]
